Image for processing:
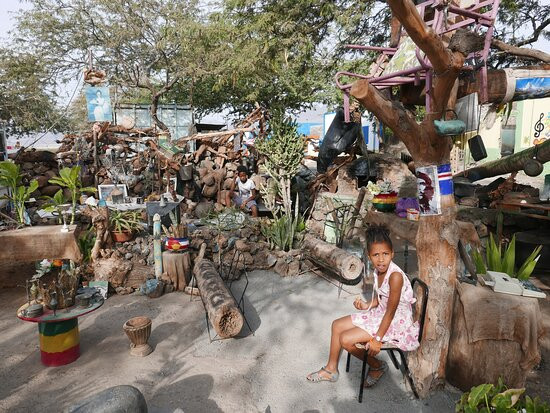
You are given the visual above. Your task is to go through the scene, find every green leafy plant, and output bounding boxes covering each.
[256,111,306,251]
[109,210,143,233]
[471,233,542,281]
[0,160,38,224]
[456,379,550,413]
[41,189,68,224]
[78,226,96,263]
[48,166,96,224]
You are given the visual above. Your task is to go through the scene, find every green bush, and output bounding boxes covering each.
[456,379,550,413]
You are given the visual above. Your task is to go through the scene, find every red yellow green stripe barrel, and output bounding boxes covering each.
[38,319,80,366]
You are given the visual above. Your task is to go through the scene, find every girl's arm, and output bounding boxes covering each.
[368,272,403,356]
[354,295,379,310]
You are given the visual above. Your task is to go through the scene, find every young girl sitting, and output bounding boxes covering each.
[307,224,420,387]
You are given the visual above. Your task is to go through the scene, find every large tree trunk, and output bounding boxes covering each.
[349,0,487,396]
[302,235,363,280]
[150,92,170,132]
[456,137,550,181]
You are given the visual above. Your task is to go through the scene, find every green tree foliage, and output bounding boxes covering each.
[14,0,205,130]
[0,47,68,134]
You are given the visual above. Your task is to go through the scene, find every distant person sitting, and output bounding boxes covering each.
[226,166,258,217]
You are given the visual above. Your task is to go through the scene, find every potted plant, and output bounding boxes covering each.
[367,180,398,212]
[109,210,143,242]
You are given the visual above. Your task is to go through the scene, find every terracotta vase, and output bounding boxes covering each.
[372,192,398,212]
[123,316,153,357]
[111,230,134,243]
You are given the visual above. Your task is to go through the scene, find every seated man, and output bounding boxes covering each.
[226,166,258,217]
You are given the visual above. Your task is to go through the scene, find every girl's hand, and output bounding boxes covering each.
[368,338,382,356]
[353,297,367,310]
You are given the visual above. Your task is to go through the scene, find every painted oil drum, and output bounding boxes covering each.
[165,237,189,252]
[38,318,80,366]
[372,192,398,212]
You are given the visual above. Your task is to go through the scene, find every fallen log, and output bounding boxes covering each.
[193,250,244,338]
[455,138,550,182]
[302,234,363,280]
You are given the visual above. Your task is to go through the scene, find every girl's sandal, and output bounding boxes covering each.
[364,360,388,388]
[306,367,339,383]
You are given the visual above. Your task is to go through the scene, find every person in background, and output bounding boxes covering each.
[226,165,258,217]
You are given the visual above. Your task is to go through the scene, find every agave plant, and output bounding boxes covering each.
[109,210,143,233]
[48,166,96,224]
[0,161,38,224]
[471,233,542,281]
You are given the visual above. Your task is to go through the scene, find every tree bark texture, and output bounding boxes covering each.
[162,251,192,291]
[455,138,550,182]
[193,258,244,338]
[302,235,363,280]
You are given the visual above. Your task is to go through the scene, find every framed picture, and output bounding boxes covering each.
[85,86,113,122]
[98,184,128,201]
[166,177,177,193]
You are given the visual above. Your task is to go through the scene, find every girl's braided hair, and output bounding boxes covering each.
[366,224,393,253]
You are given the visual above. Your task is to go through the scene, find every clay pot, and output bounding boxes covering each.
[123,316,153,357]
[111,230,134,243]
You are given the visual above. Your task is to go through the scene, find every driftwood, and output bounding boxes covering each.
[455,138,550,182]
[82,206,112,262]
[302,234,363,280]
[162,251,191,291]
[193,244,244,338]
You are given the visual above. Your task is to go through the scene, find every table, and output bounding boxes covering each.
[17,297,104,366]
[0,225,82,263]
[495,200,550,241]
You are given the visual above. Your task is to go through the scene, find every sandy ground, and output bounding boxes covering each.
[1,242,548,413]
[0,250,461,413]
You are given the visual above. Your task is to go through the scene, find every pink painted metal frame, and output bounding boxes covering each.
[335,0,501,122]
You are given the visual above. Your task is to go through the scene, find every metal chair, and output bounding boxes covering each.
[345,277,429,402]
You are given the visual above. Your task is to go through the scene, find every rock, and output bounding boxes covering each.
[45,170,57,179]
[274,259,289,277]
[133,182,144,195]
[160,273,172,284]
[132,244,142,254]
[64,385,147,413]
[34,175,49,188]
[223,178,234,190]
[135,236,143,245]
[226,162,237,171]
[235,240,250,252]
[125,253,134,260]
[141,246,150,256]
[115,287,133,295]
[226,170,234,178]
[214,203,224,212]
[40,185,63,197]
[35,165,49,174]
[22,162,34,170]
[266,252,278,268]
[287,259,301,277]
[93,257,133,288]
[249,235,259,243]
[138,259,146,265]
[164,284,175,294]
[195,201,214,218]
[241,252,254,265]
[140,278,164,298]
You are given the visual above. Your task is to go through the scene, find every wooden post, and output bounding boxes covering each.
[162,251,192,291]
[153,214,162,279]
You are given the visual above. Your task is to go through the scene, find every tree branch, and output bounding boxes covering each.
[350,79,420,151]
[516,17,550,47]
[491,38,550,63]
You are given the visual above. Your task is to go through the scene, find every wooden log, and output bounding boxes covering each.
[193,258,244,338]
[302,234,363,280]
[162,251,192,291]
[455,138,550,182]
